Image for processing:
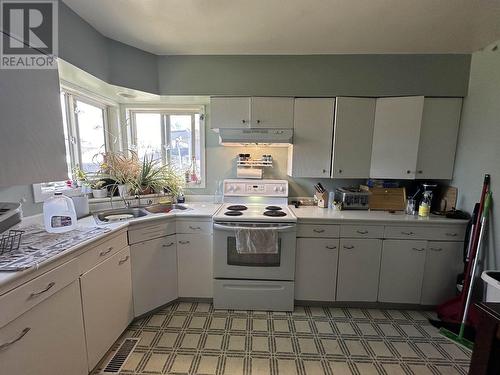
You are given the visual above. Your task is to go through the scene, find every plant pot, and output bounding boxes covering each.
[92,188,108,199]
[138,187,154,195]
[117,184,130,197]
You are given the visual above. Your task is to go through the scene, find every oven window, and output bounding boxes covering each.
[226,237,281,267]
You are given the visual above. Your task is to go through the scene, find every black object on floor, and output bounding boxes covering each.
[428,318,476,342]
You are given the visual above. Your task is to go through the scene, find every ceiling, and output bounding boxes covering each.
[63,0,500,55]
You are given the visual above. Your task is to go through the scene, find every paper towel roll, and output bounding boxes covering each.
[237,167,263,179]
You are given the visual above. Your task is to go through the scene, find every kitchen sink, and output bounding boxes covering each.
[144,203,190,214]
[94,208,149,224]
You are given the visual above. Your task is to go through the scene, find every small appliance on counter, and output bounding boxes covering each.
[334,187,370,210]
[0,202,22,234]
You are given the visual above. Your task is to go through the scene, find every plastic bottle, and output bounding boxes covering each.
[43,192,77,233]
[418,192,431,217]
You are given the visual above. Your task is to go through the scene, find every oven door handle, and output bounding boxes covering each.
[213,223,296,232]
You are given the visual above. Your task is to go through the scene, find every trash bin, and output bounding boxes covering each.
[482,271,500,302]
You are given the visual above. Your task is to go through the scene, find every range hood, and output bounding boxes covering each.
[217,128,293,146]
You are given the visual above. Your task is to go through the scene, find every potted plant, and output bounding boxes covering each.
[131,155,184,197]
[89,179,108,198]
[100,151,140,197]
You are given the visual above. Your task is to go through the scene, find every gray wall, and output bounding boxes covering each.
[0,185,42,216]
[452,43,500,269]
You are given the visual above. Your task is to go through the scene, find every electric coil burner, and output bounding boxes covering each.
[263,210,287,217]
[265,206,282,211]
[226,205,248,211]
[224,211,243,216]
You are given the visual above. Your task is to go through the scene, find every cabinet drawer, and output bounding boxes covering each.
[340,225,384,238]
[297,224,340,238]
[384,225,466,241]
[176,220,212,234]
[128,220,176,244]
[0,258,79,328]
[78,232,128,274]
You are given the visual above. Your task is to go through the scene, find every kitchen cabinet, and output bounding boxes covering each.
[337,238,382,302]
[177,234,213,298]
[331,97,376,178]
[0,281,87,375]
[0,69,68,186]
[210,96,293,129]
[421,241,463,305]
[130,234,177,317]
[80,247,133,370]
[416,98,462,179]
[378,240,427,303]
[295,238,339,301]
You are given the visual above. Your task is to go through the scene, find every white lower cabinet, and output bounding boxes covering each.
[378,240,427,303]
[177,234,213,298]
[295,238,339,301]
[0,281,87,375]
[337,239,382,302]
[421,241,463,305]
[80,247,134,371]
[131,234,178,316]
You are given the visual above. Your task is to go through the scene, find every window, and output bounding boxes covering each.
[128,107,206,188]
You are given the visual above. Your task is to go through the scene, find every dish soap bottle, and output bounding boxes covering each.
[43,192,77,233]
[418,192,431,217]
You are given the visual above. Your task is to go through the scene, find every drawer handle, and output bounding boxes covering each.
[29,282,55,298]
[401,231,415,236]
[313,229,325,233]
[189,226,202,230]
[179,240,190,245]
[430,247,443,252]
[356,230,369,234]
[0,327,30,351]
[412,247,425,252]
[343,245,354,250]
[325,245,337,250]
[445,233,458,237]
[99,246,114,257]
[118,255,130,265]
[162,242,175,247]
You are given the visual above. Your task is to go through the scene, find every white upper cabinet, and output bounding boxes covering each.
[250,97,294,128]
[416,98,462,180]
[210,96,293,129]
[0,69,68,186]
[287,98,334,178]
[332,97,376,178]
[210,97,251,129]
[370,96,425,179]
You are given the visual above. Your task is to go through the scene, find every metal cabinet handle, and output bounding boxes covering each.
[418,170,423,174]
[401,231,414,236]
[118,255,130,265]
[162,242,175,248]
[325,245,337,250]
[322,169,327,173]
[241,119,246,124]
[356,230,368,234]
[406,170,411,174]
[256,120,261,124]
[189,226,202,230]
[0,328,30,350]
[343,245,354,250]
[338,169,342,174]
[445,233,458,237]
[179,240,190,245]
[412,247,425,252]
[99,246,113,257]
[430,247,443,252]
[29,282,55,298]
[313,229,325,233]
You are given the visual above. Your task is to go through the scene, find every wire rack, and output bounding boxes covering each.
[0,230,24,255]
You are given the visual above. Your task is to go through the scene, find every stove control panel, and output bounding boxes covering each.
[223,179,288,197]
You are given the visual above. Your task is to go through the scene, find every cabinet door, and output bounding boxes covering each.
[416,98,462,180]
[210,97,251,129]
[130,235,177,317]
[370,96,424,179]
[0,69,68,186]
[80,247,133,370]
[0,281,87,375]
[421,241,463,305]
[337,239,382,302]
[177,234,213,298]
[332,97,376,178]
[378,240,427,303]
[251,97,294,128]
[288,98,334,177]
[295,238,339,301]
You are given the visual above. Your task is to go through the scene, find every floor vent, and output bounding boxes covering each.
[100,338,140,374]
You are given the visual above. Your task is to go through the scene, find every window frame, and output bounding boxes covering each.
[126,105,206,189]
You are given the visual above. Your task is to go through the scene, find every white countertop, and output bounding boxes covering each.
[289,205,469,225]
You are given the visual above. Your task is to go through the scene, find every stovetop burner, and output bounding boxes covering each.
[265,206,282,211]
[227,205,248,211]
[263,210,287,217]
[224,211,243,216]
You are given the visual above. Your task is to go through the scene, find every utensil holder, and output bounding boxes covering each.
[315,191,329,208]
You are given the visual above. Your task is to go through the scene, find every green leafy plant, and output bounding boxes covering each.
[131,155,184,196]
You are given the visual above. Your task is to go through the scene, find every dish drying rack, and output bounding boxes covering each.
[0,230,24,255]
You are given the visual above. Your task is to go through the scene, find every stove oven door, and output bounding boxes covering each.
[213,221,296,280]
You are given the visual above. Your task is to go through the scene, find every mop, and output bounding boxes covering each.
[440,191,492,349]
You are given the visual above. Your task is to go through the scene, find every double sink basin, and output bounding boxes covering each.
[94,204,190,224]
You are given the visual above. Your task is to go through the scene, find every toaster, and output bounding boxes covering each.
[334,187,370,210]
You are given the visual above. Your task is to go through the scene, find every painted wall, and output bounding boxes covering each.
[452,42,500,269]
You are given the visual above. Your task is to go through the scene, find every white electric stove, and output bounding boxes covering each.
[212,179,297,311]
